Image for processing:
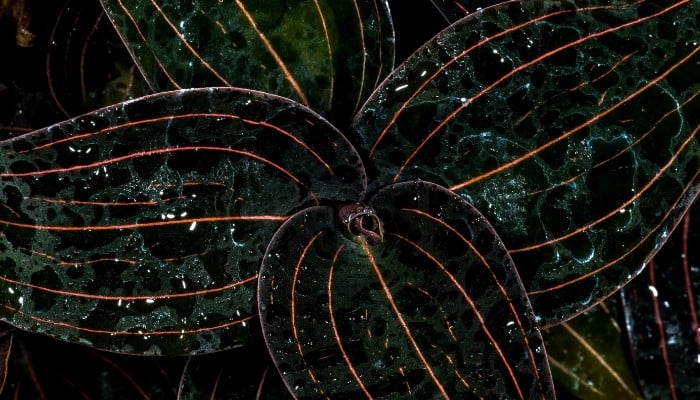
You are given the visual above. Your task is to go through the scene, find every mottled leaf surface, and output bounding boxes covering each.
[259,181,553,399]
[100,0,395,125]
[0,87,365,355]
[542,297,642,400]
[352,0,700,325]
[620,198,700,399]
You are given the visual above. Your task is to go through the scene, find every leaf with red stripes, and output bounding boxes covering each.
[259,181,553,399]
[0,87,365,355]
[351,0,700,325]
[620,196,700,399]
[99,0,395,126]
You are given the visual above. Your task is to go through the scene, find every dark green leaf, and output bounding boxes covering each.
[0,87,365,355]
[620,197,700,399]
[99,0,395,125]
[542,297,642,400]
[259,181,553,399]
[351,0,700,325]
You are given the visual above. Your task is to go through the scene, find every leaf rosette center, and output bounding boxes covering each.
[337,202,384,244]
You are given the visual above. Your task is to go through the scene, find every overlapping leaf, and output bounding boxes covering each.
[47,0,148,118]
[620,197,700,399]
[0,325,11,395]
[0,87,365,354]
[3,328,182,399]
[542,297,642,399]
[3,0,698,398]
[351,0,700,325]
[2,323,291,399]
[177,339,291,399]
[259,181,553,399]
[100,0,395,125]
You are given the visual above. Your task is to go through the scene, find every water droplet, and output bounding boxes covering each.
[394,83,409,92]
[648,285,658,297]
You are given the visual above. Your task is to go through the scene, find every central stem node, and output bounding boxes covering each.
[337,203,384,245]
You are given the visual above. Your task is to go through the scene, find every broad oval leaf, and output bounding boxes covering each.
[620,197,700,399]
[351,0,700,325]
[100,0,395,126]
[0,87,366,355]
[258,181,553,399]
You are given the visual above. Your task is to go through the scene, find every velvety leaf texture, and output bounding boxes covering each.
[620,197,700,399]
[352,0,700,325]
[100,0,395,125]
[0,87,365,355]
[258,181,553,399]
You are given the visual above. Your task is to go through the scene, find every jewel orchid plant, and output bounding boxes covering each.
[0,0,698,398]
